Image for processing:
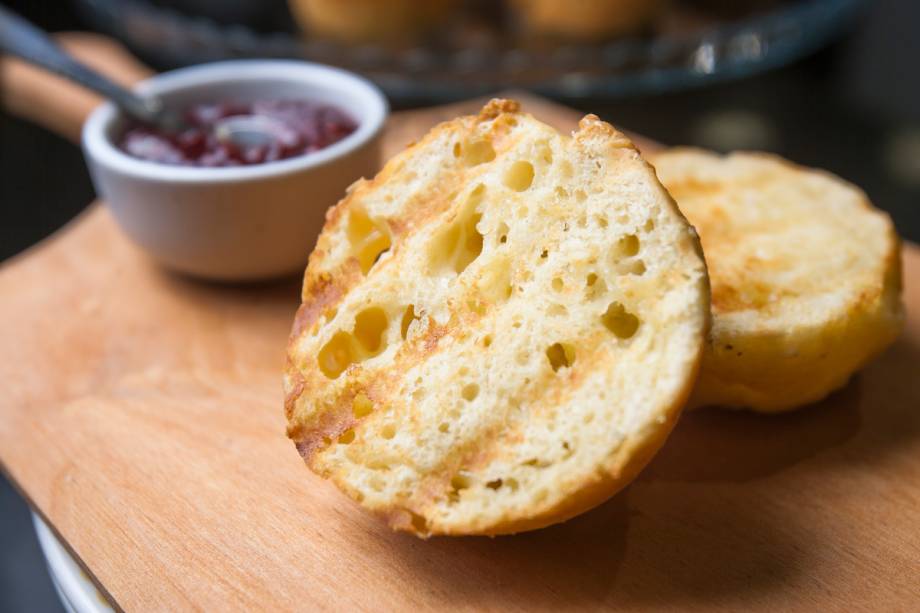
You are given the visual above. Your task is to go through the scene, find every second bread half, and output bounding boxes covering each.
[652,148,903,412]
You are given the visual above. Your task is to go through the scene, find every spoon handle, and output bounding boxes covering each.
[0,5,160,124]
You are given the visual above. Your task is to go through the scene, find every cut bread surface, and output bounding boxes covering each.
[652,148,904,412]
[284,100,709,536]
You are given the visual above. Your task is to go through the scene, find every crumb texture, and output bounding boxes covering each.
[285,100,708,535]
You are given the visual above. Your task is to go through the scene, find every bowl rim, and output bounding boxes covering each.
[82,59,388,183]
[32,513,111,613]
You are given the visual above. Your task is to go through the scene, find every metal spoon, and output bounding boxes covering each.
[0,5,273,146]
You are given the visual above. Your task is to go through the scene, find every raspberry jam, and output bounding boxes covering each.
[118,100,358,167]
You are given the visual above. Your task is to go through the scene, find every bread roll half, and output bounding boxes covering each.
[285,101,709,535]
[652,148,903,412]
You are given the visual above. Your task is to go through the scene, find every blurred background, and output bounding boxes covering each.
[0,0,917,610]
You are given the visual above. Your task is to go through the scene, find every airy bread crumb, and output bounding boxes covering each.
[284,100,709,536]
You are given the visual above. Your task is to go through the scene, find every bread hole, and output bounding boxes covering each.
[381,424,396,439]
[586,273,598,287]
[322,436,332,447]
[452,142,461,158]
[577,214,588,228]
[596,215,608,228]
[482,335,493,348]
[438,422,450,433]
[551,277,564,292]
[562,441,574,459]
[353,393,374,418]
[430,185,485,275]
[461,383,480,402]
[323,307,338,324]
[540,145,553,165]
[587,275,607,299]
[410,512,428,533]
[503,160,535,191]
[512,321,522,328]
[621,259,646,275]
[583,412,595,424]
[354,307,388,355]
[540,249,549,260]
[486,479,503,490]
[546,342,576,371]
[602,302,640,339]
[555,186,568,199]
[448,472,472,503]
[458,366,469,376]
[318,331,357,379]
[495,221,510,244]
[575,189,587,203]
[560,159,574,178]
[644,218,655,231]
[400,304,419,340]
[451,473,471,490]
[347,208,392,275]
[505,478,519,491]
[548,304,567,317]
[457,213,484,273]
[516,351,529,365]
[615,234,640,257]
[338,428,355,444]
[463,140,495,166]
[523,458,552,468]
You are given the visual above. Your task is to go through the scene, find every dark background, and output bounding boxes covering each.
[1,1,917,611]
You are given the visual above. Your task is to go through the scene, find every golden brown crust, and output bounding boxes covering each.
[465,365,694,536]
[285,100,708,535]
[652,147,904,412]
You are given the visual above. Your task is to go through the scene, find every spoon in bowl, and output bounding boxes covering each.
[0,4,273,147]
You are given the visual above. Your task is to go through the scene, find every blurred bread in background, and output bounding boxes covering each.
[289,0,459,43]
[652,148,904,413]
[289,0,667,45]
[508,0,663,40]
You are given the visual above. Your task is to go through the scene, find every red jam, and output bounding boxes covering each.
[118,100,358,167]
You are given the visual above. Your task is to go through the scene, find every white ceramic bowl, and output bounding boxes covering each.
[33,514,111,613]
[83,60,387,281]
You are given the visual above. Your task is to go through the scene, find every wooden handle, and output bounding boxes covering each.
[0,32,153,142]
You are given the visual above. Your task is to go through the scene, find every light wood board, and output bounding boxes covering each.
[1,96,919,611]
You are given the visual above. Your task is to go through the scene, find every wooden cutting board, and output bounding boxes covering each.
[1,95,919,611]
